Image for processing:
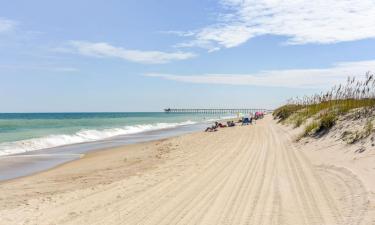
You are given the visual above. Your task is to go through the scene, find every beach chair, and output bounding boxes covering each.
[242,117,250,125]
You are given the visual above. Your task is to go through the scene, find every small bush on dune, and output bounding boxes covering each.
[340,118,374,144]
[273,104,303,122]
[364,120,373,136]
[300,113,336,138]
[303,121,319,137]
[346,131,362,144]
[294,116,304,128]
[318,113,337,132]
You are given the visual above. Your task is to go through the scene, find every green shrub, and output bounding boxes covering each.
[294,116,304,128]
[301,113,336,138]
[273,104,303,122]
[364,120,373,136]
[347,132,361,144]
[341,120,373,144]
[303,121,319,136]
[318,113,337,131]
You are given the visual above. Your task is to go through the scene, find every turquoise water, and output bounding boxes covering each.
[0,113,231,156]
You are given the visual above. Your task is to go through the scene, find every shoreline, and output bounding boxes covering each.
[0,136,169,186]
[0,122,209,181]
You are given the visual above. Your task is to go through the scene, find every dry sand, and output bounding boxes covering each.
[0,115,373,225]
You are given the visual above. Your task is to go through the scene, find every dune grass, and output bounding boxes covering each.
[273,73,375,139]
[303,121,319,137]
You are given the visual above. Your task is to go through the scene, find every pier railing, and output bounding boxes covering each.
[164,108,271,114]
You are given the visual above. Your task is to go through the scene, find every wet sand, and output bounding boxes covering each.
[0,123,206,181]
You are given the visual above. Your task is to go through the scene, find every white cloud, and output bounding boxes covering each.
[145,60,375,88]
[0,64,79,72]
[178,0,375,50]
[159,30,195,37]
[52,67,79,72]
[0,18,16,32]
[70,41,196,64]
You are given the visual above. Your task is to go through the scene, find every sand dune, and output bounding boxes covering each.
[0,116,372,225]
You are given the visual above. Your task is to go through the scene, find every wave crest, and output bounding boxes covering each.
[0,121,196,156]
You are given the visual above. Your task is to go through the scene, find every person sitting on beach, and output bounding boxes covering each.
[218,122,226,128]
[205,124,218,132]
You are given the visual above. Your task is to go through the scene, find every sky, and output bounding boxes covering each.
[1,0,375,112]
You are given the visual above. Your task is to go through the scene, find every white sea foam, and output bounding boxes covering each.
[0,120,196,156]
[204,115,238,122]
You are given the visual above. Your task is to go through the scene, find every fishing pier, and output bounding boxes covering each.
[164,108,270,114]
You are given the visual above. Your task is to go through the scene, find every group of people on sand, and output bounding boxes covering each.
[205,112,265,132]
[254,111,264,120]
[205,121,229,132]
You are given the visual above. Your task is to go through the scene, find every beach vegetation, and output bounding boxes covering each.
[274,72,375,141]
[303,121,319,137]
[364,120,374,136]
[272,104,303,122]
[318,113,337,132]
[293,116,304,128]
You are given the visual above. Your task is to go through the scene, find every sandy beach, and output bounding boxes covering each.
[0,115,373,225]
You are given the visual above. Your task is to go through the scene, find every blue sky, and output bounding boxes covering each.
[1,0,375,112]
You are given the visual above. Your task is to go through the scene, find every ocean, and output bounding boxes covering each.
[0,112,232,156]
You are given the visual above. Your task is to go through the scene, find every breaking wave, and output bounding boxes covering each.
[0,121,196,156]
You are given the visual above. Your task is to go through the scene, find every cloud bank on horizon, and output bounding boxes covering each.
[147,60,375,89]
[174,0,375,51]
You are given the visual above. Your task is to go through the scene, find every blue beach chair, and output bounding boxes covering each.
[242,117,250,125]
